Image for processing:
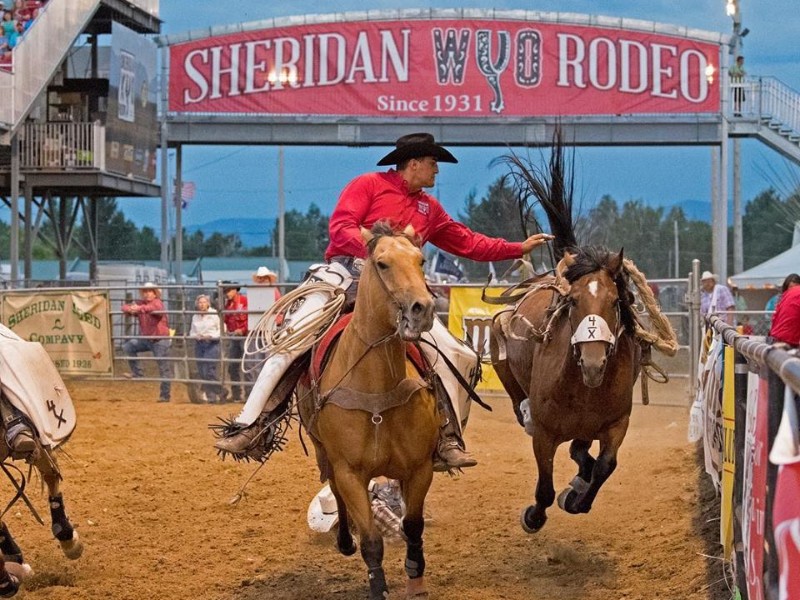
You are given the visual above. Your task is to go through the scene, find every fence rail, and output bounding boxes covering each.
[18,121,105,170]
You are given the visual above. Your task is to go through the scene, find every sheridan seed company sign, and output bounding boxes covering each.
[1,291,113,375]
[168,18,720,116]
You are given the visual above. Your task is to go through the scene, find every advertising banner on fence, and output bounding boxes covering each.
[1,290,113,375]
[447,286,504,392]
[770,387,800,600]
[742,372,768,600]
[169,18,719,117]
[721,344,736,557]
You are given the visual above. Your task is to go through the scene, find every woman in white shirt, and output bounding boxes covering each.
[189,294,222,403]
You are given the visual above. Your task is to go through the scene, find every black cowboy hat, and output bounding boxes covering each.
[219,280,241,292]
[376,133,458,166]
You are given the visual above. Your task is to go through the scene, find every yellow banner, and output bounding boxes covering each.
[448,286,507,391]
[720,344,736,558]
[1,290,113,375]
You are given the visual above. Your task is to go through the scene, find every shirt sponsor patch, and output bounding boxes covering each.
[417,200,429,215]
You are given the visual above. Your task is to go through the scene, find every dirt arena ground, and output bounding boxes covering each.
[4,377,727,600]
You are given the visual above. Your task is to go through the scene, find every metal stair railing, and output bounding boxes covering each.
[744,76,800,140]
[0,0,101,134]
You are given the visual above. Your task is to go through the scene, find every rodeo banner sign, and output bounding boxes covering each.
[1,290,113,375]
[169,16,719,117]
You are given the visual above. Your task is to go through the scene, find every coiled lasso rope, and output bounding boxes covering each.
[622,258,679,357]
[242,281,347,373]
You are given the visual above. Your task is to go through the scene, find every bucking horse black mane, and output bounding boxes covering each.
[496,129,637,335]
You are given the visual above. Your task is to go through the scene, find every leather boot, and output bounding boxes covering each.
[432,377,477,472]
[214,424,258,456]
[5,420,36,461]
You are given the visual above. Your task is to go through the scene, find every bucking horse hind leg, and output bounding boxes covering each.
[558,416,630,515]
[33,450,83,560]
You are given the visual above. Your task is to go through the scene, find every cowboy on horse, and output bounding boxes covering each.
[213,132,553,470]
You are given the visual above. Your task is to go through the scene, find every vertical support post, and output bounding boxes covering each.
[23,179,33,284]
[688,259,701,398]
[159,44,170,274]
[175,145,183,283]
[278,146,285,283]
[10,133,19,284]
[89,198,98,283]
[673,219,679,278]
[733,138,743,274]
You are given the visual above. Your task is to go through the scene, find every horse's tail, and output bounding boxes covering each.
[494,127,577,261]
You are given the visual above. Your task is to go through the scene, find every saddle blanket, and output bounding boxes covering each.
[0,324,77,448]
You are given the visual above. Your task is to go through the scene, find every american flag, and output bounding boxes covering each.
[174,180,196,209]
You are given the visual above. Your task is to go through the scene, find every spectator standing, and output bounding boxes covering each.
[121,282,172,402]
[247,266,281,331]
[766,274,800,327]
[730,55,746,116]
[189,294,222,403]
[222,282,249,402]
[769,274,800,346]
[700,270,736,325]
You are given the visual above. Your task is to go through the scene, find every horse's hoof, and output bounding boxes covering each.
[337,540,357,556]
[3,562,32,582]
[557,487,578,513]
[0,573,19,598]
[60,531,84,560]
[406,575,428,598]
[520,506,546,534]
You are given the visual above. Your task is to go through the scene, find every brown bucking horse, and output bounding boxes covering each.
[490,144,641,534]
[298,222,440,600]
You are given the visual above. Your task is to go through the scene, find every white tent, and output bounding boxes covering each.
[730,244,800,289]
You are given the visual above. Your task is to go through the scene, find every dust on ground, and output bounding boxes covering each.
[3,378,729,599]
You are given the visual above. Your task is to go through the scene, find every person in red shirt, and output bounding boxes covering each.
[121,282,172,402]
[215,133,552,467]
[222,283,249,402]
[769,274,800,346]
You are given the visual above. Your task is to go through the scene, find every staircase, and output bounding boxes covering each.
[730,76,800,165]
[0,0,159,140]
[0,0,102,139]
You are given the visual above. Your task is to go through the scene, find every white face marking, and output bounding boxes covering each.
[588,280,599,298]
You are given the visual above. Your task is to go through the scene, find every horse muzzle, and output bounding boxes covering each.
[398,300,435,341]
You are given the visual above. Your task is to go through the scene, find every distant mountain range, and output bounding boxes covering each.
[185,218,276,248]
[184,200,713,248]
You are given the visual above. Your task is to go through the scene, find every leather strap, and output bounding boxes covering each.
[323,378,429,415]
[419,338,492,412]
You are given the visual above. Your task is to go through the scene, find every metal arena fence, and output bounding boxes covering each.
[701,315,800,600]
[0,275,779,404]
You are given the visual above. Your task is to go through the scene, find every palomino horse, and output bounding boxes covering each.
[490,142,640,534]
[298,221,439,600]
[0,431,83,596]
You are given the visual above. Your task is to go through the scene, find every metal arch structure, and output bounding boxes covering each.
[155,9,798,283]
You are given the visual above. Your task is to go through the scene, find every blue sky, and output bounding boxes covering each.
[117,1,799,234]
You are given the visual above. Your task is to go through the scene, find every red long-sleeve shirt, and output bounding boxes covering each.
[224,292,248,335]
[769,286,800,345]
[122,298,170,337]
[325,170,523,262]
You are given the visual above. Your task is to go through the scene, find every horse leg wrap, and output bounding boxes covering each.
[403,518,426,578]
[0,523,23,564]
[49,495,74,541]
[367,567,388,600]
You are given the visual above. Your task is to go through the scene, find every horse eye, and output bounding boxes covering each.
[376,261,389,270]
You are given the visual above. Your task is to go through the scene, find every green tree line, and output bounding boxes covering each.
[3,184,797,280]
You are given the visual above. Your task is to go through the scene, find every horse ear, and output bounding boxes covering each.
[608,248,625,275]
[361,227,374,244]
[556,252,576,278]
[402,224,416,238]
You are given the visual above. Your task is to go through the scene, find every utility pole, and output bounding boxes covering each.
[727,0,746,274]
[278,146,285,283]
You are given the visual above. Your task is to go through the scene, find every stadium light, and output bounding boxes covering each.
[705,64,716,85]
[725,0,737,17]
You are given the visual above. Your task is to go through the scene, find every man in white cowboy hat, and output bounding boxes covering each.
[700,270,735,325]
[215,132,553,470]
[121,282,172,402]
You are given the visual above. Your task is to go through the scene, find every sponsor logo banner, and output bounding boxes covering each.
[169,19,719,116]
[1,291,113,375]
